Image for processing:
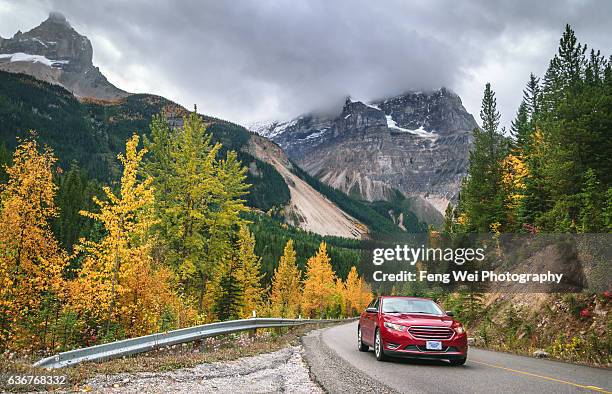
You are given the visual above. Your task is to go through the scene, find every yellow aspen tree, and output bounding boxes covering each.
[301,242,337,318]
[270,239,302,318]
[236,225,266,318]
[70,135,184,337]
[0,137,67,349]
[343,266,373,316]
[343,266,361,316]
[501,153,529,229]
[333,277,346,318]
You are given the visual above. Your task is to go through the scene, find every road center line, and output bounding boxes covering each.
[470,360,611,394]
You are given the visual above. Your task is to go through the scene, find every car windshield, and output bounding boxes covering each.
[381,298,444,315]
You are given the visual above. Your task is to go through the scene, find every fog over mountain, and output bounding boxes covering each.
[1,0,611,127]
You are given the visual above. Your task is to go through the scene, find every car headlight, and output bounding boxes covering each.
[384,321,405,331]
[453,325,465,334]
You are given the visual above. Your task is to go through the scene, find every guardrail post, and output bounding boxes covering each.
[249,310,257,338]
[194,338,206,352]
[273,319,284,336]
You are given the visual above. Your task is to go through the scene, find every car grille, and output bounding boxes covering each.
[407,326,454,340]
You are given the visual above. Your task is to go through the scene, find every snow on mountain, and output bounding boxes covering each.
[248,118,298,138]
[0,52,69,68]
[384,114,437,139]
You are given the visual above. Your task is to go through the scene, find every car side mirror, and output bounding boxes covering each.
[445,311,454,317]
[365,307,378,313]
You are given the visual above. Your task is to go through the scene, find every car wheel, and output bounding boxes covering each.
[358,326,369,352]
[374,328,388,361]
[449,357,467,366]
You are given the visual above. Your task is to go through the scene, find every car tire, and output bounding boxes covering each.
[358,326,369,352]
[374,328,388,361]
[449,357,467,366]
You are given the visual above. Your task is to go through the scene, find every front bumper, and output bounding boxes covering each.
[383,347,467,360]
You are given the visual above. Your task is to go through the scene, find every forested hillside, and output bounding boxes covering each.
[0,71,290,211]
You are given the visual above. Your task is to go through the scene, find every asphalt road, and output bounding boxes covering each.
[320,321,611,394]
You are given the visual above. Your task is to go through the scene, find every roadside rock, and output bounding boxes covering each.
[533,349,550,358]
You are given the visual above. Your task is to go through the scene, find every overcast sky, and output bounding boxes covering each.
[1,0,611,128]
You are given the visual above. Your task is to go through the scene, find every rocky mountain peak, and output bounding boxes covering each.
[0,13,127,99]
[340,98,387,130]
[9,12,93,72]
[251,87,477,212]
[372,87,477,135]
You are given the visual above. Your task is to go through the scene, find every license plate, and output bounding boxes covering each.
[426,341,442,350]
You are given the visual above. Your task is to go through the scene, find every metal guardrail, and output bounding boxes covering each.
[34,317,348,369]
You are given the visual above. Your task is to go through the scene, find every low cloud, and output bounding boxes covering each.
[2,0,611,127]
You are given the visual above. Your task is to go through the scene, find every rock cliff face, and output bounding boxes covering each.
[252,88,477,213]
[0,12,127,99]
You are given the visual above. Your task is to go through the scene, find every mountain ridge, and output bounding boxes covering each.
[251,88,477,213]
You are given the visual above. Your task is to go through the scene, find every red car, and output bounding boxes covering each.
[358,296,467,365]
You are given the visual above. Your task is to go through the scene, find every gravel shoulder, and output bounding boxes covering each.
[301,326,399,394]
[85,345,322,393]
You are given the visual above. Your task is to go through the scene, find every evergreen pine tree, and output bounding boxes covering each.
[0,142,10,184]
[213,248,243,321]
[579,169,603,232]
[518,130,548,227]
[523,73,541,128]
[52,165,100,254]
[557,24,586,86]
[510,101,530,150]
[460,83,508,232]
[443,203,454,234]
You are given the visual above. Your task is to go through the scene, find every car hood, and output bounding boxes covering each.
[383,313,454,327]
